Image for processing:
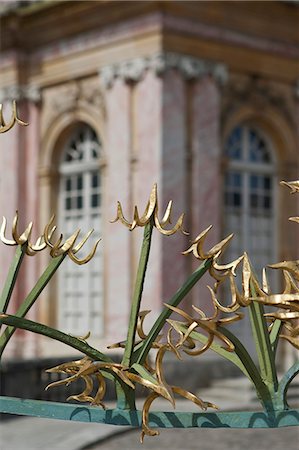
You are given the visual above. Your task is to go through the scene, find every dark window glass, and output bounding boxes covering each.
[77,196,83,209]
[77,175,83,191]
[66,197,72,210]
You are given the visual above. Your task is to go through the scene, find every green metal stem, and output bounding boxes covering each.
[0,244,26,319]
[171,322,251,378]
[0,254,66,354]
[0,313,113,363]
[269,319,282,356]
[220,326,274,410]
[122,221,154,368]
[278,360,299,409]
[134,258,213,365]
[249,282,278,393]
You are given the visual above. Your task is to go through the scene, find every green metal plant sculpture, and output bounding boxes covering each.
[0,101,298,442]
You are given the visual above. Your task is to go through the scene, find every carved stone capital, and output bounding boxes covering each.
[0,85,41,103]
[99,52,228,88]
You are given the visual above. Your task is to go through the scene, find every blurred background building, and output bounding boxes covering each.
[0,0,298,394]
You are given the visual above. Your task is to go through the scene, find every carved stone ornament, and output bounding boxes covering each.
[99,52,228,88]
[0,85,41,103]
[48,79,105,115]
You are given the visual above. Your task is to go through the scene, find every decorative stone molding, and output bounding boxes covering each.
[48,78,105,115]
[41,77,105,138]
[99,52,228,88]
[0,85,41,103]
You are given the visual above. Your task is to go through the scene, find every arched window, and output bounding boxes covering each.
[223,124,276,345]
[224,125,276,273]
[58,124,103,336]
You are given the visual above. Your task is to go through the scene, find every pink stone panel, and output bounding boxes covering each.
[105,79,132,343]
[161,70,189,301]
[133,71,163,320]
[190,77,222,314]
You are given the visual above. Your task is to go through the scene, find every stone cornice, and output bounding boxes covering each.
[99,52,228,88]
[0,85,41,103]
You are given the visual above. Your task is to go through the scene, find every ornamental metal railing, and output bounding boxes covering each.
[0,102,298,442]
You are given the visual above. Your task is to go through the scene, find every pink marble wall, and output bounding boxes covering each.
[132,70,163,324]
[0,99,40,357]
[161,70,189,301]
[190,76,222,314]
[105,78,132,344]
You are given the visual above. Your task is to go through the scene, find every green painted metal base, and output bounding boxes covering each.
[1,397,299,429]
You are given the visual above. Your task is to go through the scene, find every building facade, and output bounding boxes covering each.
[0,1,298,362]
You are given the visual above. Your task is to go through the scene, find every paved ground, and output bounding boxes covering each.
[1,378,298,450]
[86,427,299,450]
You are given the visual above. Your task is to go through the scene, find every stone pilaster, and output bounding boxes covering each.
[0,84,41,359]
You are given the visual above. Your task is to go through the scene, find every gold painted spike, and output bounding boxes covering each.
[69,238,101,265]
[207,281,240,313]
[242,253,252,302]
[253,293,299,305]
[289,216,299,224]
[0,103,4,126]
[110,201,132,228]
[18,221,33,245]
[0,216,16,245]
[160,200,173,226]
[12,100,29,127]
[137,310,151,340]
[207,234,234,259]
[107,366,135,389]
[182,225,213,258]
[166,327,183,359]
[264,311,299,320]
[92,371,107,407]
[129,205,139,230]
[140,392,160,443]
[171,386,218,411]
[59,229,80,253]
[0,101,28,133]
[182,327,214,356]
[127,371,174,404]
[282,271,299,294]
[154,211,187,236]
[49,234,63,257]
[280,180,299,194]
[138,184,158,224]
[218,312,244,325]
[67,374,94,403]
[154,346,176,406]
[262,268,270,294]
[213,254,244,277]
[45,373,79,390]
[43,215,57,245]
[72,229,94,254]
[192,303,210,320]
[11,212,33,245]
[29,235,46,252]
[107,340,126,349]
[164,303,193,322]
[269,260,299,282]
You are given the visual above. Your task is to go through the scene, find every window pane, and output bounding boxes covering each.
[65,197,72,210]
[77,175,83,190]
[91,194,100,208]
[92,173,99,188]
[77,196,83,209]
[59,124,103,336]
[66,178,72,191]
